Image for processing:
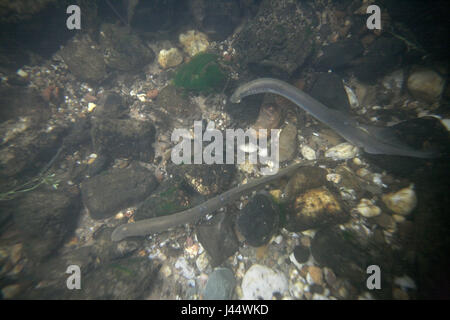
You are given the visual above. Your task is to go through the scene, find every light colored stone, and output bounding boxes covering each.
[179,30,209,57]
[382,185,417,216]
[158,48,183,69]
[407,67,445,102]
[301,145,316,160]
[344,85,359,108]
[325,142,358,160]
[326,173,341,184]
[356,198,381,217]
[241,264,288,300]
[196,253,209,272]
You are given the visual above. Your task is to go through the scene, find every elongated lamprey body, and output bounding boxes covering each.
[231,78,438,159]
[111,160,315,241]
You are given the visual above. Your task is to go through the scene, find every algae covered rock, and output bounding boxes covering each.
[173,52,226,93]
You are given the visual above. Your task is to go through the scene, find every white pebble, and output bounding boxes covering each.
[326,173,341,184]
[356,198,381,217]
[382,185,417,215]
[241,264,288,300]
[301,145,316,160]
[325,143,358,160]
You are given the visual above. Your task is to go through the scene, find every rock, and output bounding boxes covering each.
[344,85,359,109]
[355,198,381,218]
[236,193,279,247]
[310,227,390,294]
[284,166,328,199]
[203,268,236,300]
[382,185,417,216]
[181,163,235,196]
[309,73,351,113]
[372,213,396,231]
[91,226,141,261]
[69,257,158,299]
[278,123,297,162]
[60,35,107,83]
[407,67,445,103]
[0,0,55,23]
[251,102,283,136]
[325,142,358,160]
[196,253,209,272]
[81,162,158,219]
[155,85,201,126]
[90,118,155,162]
[92,91,127,119]
[134,177,191,220]
[350,36,406,83]
[300,145,316,160]
[99,23,155,71]
[382,69,405,98]
[285,187,348,232]
[179,30,209,57]
[12,189,81,262]
[307,266,324,286]
[241,264,288,300]
[158,48,183,69]
[0,87,57,178]
[316,39,364,71]
[188,0,241,40]
[196,212,239,268]
[233,0,316,76]
[293,245,310,264]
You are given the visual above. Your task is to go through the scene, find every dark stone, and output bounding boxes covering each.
[180,163,236,196]
[12,188,81,262]
[203,267,236,300]
[92,91,128,119]
[189,0,241,41]
[315,39,364,71]
[236,193,279,247]
[0,86,61,178]
[284,166,329,200]
[0,86,49,127]
[67,257,159,299]
[311,227,394,298]
[293,245,310,263]
[90,117,155,162]
[81,162,158,220]
[60,34,107,83]
[309,73,351,113]
[99,23,155,72]
[134,176,192,220]
[350,36,406,83]
[154,85,202,128]
[233,0,316,76]
[196,212,239,267]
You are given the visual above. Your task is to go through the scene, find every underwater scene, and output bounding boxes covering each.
[0,0,449,302]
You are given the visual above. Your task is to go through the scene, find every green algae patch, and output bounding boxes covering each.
[173,52,226,93]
